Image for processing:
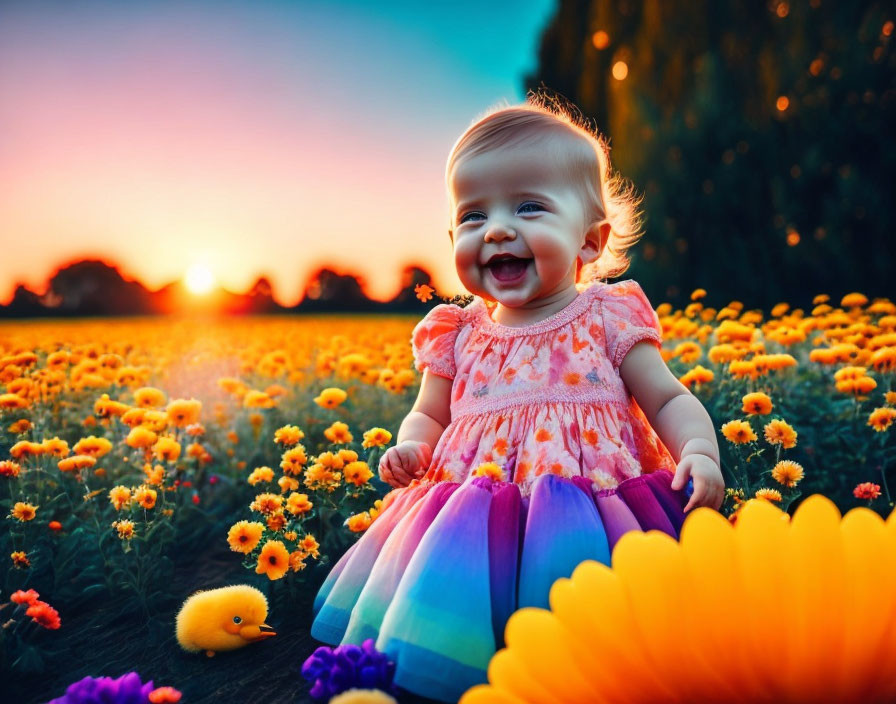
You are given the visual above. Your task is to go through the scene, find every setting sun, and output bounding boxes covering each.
[184,263,214,294]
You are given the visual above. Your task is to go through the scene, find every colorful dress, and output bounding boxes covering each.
[310,279,692,703]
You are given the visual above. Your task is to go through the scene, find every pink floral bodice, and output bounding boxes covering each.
[410,279,677,497]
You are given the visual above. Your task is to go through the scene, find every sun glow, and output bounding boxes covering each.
[184,263,215,295]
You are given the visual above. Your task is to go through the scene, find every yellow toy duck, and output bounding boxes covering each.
[175,584,276,657]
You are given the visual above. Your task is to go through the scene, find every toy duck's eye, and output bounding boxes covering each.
[233,616,242,624]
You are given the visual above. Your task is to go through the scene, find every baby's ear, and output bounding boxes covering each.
[447,228,454,243]
[581,220,610,263]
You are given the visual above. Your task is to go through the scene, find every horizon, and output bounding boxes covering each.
[0,0,557,308]
[3,253,442,307]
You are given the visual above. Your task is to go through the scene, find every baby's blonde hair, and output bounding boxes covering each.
[446,90,645,285]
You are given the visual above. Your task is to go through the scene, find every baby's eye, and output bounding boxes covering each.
[518,202,544,213]
[459,212,484,224]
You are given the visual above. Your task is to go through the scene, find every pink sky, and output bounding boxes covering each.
[0,1,556,306]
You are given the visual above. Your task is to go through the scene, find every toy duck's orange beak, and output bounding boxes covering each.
[239,623,276,641]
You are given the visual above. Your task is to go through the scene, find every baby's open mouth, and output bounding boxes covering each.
[485,257,532,282]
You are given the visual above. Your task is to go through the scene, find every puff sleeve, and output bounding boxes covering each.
[599,279,664,369]
[410,303,466,380]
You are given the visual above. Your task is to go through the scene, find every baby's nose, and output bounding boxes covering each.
[484,223,517,241]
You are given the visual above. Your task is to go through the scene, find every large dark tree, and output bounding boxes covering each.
[527,0,895,308]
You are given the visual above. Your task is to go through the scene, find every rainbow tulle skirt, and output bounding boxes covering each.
[310,469,691,703]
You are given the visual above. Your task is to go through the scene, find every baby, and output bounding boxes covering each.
[379,94,724,513]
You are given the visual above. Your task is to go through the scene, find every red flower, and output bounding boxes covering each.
[149,686,183,703]
[853,482,882,500]
[10,588,40,605]
[192,493,200,505]
[26,601,61,629]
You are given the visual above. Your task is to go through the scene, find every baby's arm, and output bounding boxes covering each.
[379,370,452,487]
[619,341,725,512]
[402,369,452,444]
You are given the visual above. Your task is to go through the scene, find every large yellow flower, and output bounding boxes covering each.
[460,495,896,704]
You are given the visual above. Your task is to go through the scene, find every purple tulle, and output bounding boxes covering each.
[301,637,399,699]
[47,672,155,704]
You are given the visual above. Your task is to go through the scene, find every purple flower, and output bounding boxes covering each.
[47,672,155,704]
[302,638,398,700]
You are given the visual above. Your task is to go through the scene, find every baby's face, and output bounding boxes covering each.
[448,143,600,308]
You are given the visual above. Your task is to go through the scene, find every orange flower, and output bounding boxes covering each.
[11,502,38,521]
[227,520,264,554]
[135,486,157,510]
[134,387,167,408]
[345,512,373,532]
[112,519,135,540]
[11,551,30,568]
[126,427,158,449]
[243,390,276,409]
[250,493,283,515]
[763,419,798,449]
[26,601,61,630]
[72,435,113,458]
[40,436,70,458]
[148,686,183,703]
[299,534,320,559]
[868,407,896,432]
[343,461,373,486]
[57,454,96,475]
[741,392,773,415]
[0,393,30,410]
[679,365,715,388]
[534,428,553,442]
[286,492,313,516]
[280,445,308,475]
[771,460,804,487]
[415,283,435,302]
[323,421,353,444]
[10,588,40,605]
[0,460,22,478]
[255,540,290,580]
[109,486,132,511]
[314,387,348,409]
[721,419,757,444]
[288,550,308,572]
[361,427,392,449]
[7,418,33,434]
[248,466,275,486]
[274,425,305,446]
[266,511,288,533]
[278,475,300,493]
[166,398,201,428]
[754,488,783,503]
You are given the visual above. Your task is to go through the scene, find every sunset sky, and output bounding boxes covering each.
[0,0,557,306]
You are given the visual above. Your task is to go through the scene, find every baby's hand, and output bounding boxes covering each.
[378,441,433,489]
[671,454,725,513]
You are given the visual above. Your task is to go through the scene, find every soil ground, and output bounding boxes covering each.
[11,541,447,704]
